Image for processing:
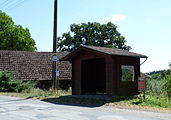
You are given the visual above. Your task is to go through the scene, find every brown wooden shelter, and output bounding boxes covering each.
[61,45,147,96]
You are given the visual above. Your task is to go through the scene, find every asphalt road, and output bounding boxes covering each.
[0,95,171,120]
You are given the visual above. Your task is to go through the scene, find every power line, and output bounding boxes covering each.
[0,0,29,12]
[5,0,28,12]
[0,0,9,7]
[0,0,12,9]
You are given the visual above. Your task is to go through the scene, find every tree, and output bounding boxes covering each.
[57,22,131,51]
[0,10,37,51]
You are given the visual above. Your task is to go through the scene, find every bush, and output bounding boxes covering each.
[163,75,171,98]
[146,78,166,96]
[0,72,37,92]
[146,70,171,99]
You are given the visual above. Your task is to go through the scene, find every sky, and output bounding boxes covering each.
[0,0,171,73]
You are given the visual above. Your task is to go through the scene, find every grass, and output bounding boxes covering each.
[128,96,171,108]
[0,88,72,99]
[104,94,171,113]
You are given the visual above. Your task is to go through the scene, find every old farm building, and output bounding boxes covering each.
[0,50,71,89]
[61,45,147,96]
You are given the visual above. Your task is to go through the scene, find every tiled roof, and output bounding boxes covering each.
[0,51,72,81]
[61,45,147,61]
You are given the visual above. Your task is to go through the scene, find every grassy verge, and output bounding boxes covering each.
[106,95,171,112]
[126,96,171,108]
[0,88,71,99]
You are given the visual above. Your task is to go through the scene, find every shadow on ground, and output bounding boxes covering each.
[41,95,134,108]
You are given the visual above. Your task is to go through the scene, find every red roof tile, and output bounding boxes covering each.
[0,51,71,81]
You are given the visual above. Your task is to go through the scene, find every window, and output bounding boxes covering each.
[121,65,135,82]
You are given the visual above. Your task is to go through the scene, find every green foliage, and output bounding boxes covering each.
[163,75,171,97]
[0,10,37,51]
[142,64,171,108]
[0,72,37,92]
[146,77,166,96]
[57,22,131,51]
[0,72,14,92]
[146,67,171,99]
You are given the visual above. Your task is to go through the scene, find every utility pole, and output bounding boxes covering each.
[52,0,58,90]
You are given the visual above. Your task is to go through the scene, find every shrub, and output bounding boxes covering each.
[162,75,171,98]
[0,72,37,92]
[0,72,14,92]
[146,78,166,96]
[146,69,171,99]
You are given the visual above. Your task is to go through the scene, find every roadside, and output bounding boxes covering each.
[0,91,171,113]
[1,69,171,113]
[0,95,171,120]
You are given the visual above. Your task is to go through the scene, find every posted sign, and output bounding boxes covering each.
[56,71,60,77]
[52,56,58,62]
[138,77,146,90]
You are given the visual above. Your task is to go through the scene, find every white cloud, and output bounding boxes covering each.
[100,14,126,23]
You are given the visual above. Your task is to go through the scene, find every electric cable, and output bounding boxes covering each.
[5,0,28,12]
[0,0,12,9]
[0,0,29,12]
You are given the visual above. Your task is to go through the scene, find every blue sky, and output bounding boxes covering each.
[0,0,171,72]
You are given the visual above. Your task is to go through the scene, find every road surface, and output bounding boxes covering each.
[0,95,170,120]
